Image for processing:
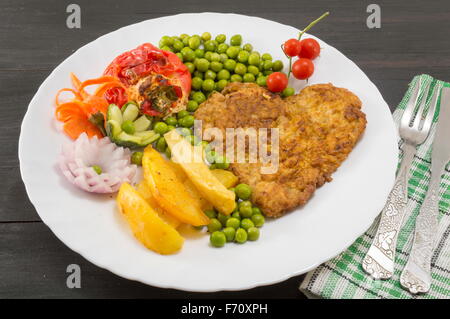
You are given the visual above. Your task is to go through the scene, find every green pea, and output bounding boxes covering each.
[247,227,260,241]
[240,206,253,218]
[192,91,206,104]
[272,60,284,71]
[216,79,228,91]
[217,43,229,54]
[201,32,211,41]
[182,36,190,46]
[235,183,252,200]
[181,47,195,61]
[204,51,213,61]
[160,45,172,52]
[177,110,189,119]
[159,35,174,47]
[223,227,236,242]
[237,50,250,63]
[217,69,231,81]
[156,137,167,152]
[195,58,209,72]
[241,218,254,231]
[202,78,215,91]
[131,152,143,166]
[243,43,253,52]
[217,213,230,226]
[194,48,205,58]
[251,214,265,227]
[230,34,242,46]
[243,73,255,83]
[282,87,295,97]
[204,40,216,51]
[264,70,273,76]
[205,150,217,164]
[92,165,102,175]
[210,52,221,62]
[263,60,273,70]
[231,211,241,220]
[171,36,181,42]
[235,228,248,243]
[204,209,217,219]
[239,200,252,209]
[188,36,201,49]
[204,70,216,80]
[262,53,272,61]
[187,100,199,112]
[179,115,195,128]
[224,59,237,71]
[234,63,247,75]
[210,231,226,247]
[185,62,195,73]
[215,155,229,169]
[226,46,240,59]
[193,71,203,79]
[153,122,168,135]
[210,61,223,72]
[219,53,228,63]
[247,65,259,76]
[215,34,226,43]
[207,218,222,233]
[259,60,265,70]
[175,52,184,62]
[226,217,240,230]
[248,53,260,66]
[191,77,203,90]
[121,120,135,134]
[230,74,243,83]
[176,127,192,137]
[252,207,262,215]
[180,33,189,39]
[256,76,267,86]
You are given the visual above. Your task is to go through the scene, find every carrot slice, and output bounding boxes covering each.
[55,88,82,107]
[70,73,89,100]
[63,117,103,139]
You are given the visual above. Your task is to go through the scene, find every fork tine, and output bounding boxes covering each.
[412,80,432,130]
[401,78,422,128]
[421,83,442,133]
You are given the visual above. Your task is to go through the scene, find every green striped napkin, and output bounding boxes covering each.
[299,75,450,299]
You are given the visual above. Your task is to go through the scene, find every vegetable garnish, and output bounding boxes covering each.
[59,133,137,193]
[104,43,191,117]
[55,73,125,139]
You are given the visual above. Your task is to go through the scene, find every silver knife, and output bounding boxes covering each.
[400,85,450,294]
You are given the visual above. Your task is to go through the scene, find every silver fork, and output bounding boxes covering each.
[362,77,441,279]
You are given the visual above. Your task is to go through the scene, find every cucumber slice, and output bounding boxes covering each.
[134,115,152,132]
[107,104,123,125]
[106,120,122,140]
[122,103,140,122]
[115,132,143,148]
[141,133,160,146]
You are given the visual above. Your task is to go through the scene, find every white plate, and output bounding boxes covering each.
[19,13,398,292]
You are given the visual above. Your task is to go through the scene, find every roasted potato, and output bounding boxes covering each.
[210,169,239,189]
[165,130,236,215]
[117,183,184,255]
[142,146,210,226]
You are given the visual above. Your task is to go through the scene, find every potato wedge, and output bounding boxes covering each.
[210,169,239,189]
[184,179,214,211]
[165,130,236,215]
[136,181,181,229]
[142,146,210,226]
[117,183,184,255]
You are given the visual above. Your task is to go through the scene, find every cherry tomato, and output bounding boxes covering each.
[299,38,320,60]
[266,72,288,92]
[283,39,302,57]
[292,58,314,80]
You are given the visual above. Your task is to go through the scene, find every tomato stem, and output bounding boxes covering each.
[286,12,330,80]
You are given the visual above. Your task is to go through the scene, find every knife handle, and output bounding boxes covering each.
[362,143,416,279]
[400,166,443,294]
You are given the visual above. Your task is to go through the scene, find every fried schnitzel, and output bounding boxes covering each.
[195,83,366,217]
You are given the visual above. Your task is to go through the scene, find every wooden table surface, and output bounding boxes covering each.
[1,0,449,298]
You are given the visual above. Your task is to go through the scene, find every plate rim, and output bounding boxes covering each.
[18,12,399,292]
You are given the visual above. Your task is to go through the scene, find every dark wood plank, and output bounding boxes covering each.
[0,223,305,298]
[2,0,449,298]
